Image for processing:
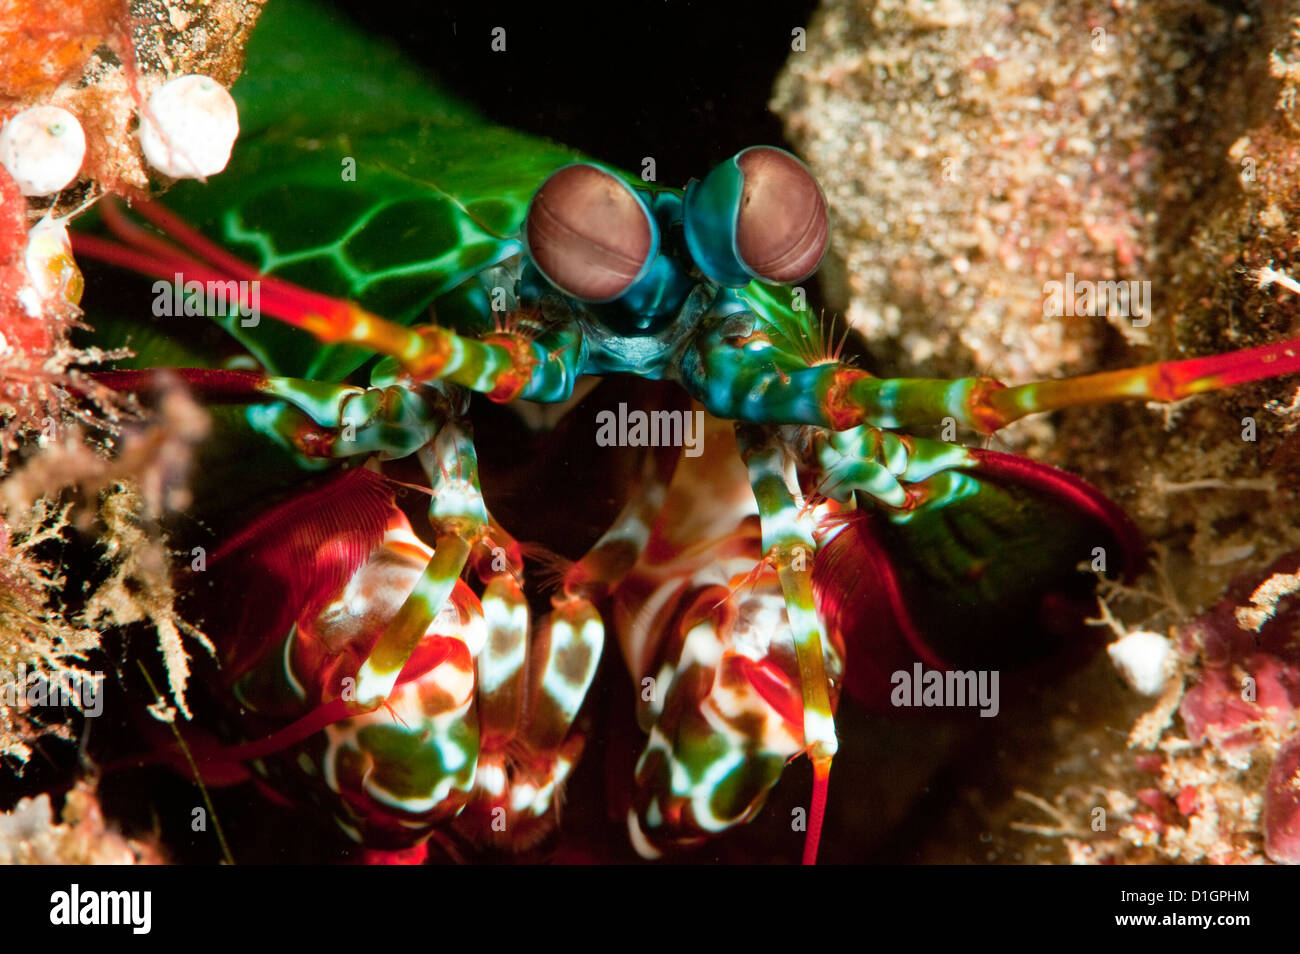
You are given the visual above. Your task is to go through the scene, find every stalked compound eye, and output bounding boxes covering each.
[524,163,659,303]
[734,148,829,284]
[683,146,829,288]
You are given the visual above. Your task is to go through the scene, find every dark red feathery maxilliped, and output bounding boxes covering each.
[207,466,398,680]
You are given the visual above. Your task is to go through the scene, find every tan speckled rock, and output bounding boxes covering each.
[774,0,1300,865]
[774,0,1155,387]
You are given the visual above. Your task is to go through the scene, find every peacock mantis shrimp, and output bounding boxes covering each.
[57,0,1300,864]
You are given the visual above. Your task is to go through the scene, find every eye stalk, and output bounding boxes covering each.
[524,163,659,303]
[683,146,829,288]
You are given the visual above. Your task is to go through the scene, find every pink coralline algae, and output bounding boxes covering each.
[1264,734,1300,865]
[1170,551,1300,863]
[1178,553,1300,761]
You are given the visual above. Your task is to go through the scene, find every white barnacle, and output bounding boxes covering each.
[139,74,240,179]
[1106,630,1173,696]
[0,106,86,196]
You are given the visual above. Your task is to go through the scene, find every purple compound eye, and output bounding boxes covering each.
[525,163,657,302]
[733,147,829,285]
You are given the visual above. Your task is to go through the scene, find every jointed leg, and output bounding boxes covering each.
[73,199,585,404]
[679,312,1300,434]
[470,521,530,761]
[456,455,677,847]
[976,338,1300,429]
[355,422,488,708]
[735,424,838,864]
[836,337,1300,432]
[94,368,453,462]
[811,426,978,507]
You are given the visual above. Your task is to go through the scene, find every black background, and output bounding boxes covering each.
[326,0,818,188]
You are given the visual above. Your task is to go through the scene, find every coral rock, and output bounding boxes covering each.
[1264,734,1300,864]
